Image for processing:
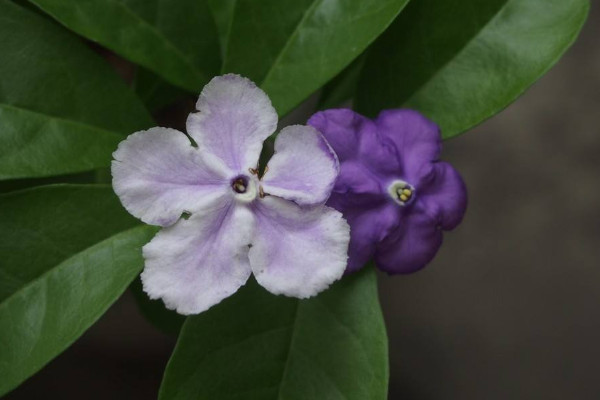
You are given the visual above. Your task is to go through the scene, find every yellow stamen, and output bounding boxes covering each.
[400,194,408,202]
[402,189,412,196]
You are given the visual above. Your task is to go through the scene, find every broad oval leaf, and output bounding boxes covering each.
[133,68,189,112]
[159,267,388,400]
[356,0,590,139]
[130,276,185,336]
[29,0,221,91]
[0,185,153,396]
[207,0,236,58]
[318,54,366,110]
[223,0,409,116]
[0,1,153,180]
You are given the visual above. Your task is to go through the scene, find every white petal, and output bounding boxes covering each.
[249,196,350,298]
[187,74,278,172]
[141,202,255,315]
[112,127,231,227]
[261,125,339,206]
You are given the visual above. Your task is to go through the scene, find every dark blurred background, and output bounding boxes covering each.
[7,5,599,400]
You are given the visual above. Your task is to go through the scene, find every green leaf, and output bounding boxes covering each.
[130,276,185,336]
[0,185,154,395]
[0,185,137,300]
[29,0,221,91]
[0,1,153,180]
[223,0,409,116]
[0,107,123,181]
[318,54,366,110]
[356,0,590,139]
[207,0,237,58]
[159,267,388,400]
[0,172,97,195]
[133,68,190,112]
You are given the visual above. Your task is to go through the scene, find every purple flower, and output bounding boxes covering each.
[112,75,349,315]
[308,109,467,274]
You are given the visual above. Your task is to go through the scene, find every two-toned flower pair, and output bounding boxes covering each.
[112,74,467,315]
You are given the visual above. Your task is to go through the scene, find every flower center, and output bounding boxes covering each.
[232,177,248,193]
[231,175,258,203]
[387,180,416,206]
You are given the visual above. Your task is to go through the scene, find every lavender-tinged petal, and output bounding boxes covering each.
[186,74,277,172]
[261,125,338,206]
[249,196,349,298]
[418,162,468,230]
[309,108,399,182]
[141,201,254,315]
[376,109,441,181]
[112,127,230,227]
[375,210,442,274]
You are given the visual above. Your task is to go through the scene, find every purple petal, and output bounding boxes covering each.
[249,196,349,298]
[337,201,401,273]
[141,202,254,315]
[308,109,365,161]
[309,109,400,178]
[187,74,278,172]
[332,160,381,196]
[374,210,442,274]
[418,162,468,230]
[112,127,230,227]
[375,109,441,181]
[261,125,338,205]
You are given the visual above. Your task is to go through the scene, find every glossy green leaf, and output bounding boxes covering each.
[134,68,189,112]
[0,106,123,180]
[29,0,221,91]
[0,1,153,180]
[318,54,366,110]
[0,185,137,300]
[223,0,409,116]
[357,0,590,138]
[130,276,185,336]
[0,172,97,195]
[0,185,154,395]
[207,0,236,58]
[159,267,388,400]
